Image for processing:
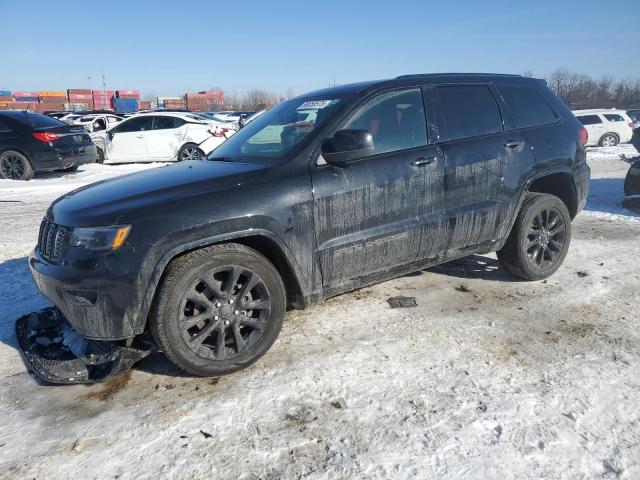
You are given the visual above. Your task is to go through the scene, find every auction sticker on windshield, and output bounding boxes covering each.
[297,100,337,110]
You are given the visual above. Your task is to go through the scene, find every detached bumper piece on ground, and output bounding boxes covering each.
[16,307,150,384]
[623,156,640,213]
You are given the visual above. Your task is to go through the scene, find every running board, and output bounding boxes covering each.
[15,307,151,384]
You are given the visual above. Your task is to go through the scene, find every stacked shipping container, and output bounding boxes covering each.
[66,88,94,111]
[92,90,115,110]
[0,87,226,113]
[114,90,140,113]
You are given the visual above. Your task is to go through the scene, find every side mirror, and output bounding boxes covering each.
[321,129,374,165]
[107,130,114,140]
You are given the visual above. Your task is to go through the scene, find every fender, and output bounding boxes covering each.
[124,227,307,336]
[494,165,577,251]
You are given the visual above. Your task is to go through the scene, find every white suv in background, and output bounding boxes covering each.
[92,112,227,164]
[573,109,634,147]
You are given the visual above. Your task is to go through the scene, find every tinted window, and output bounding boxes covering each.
[19,113,65,130]
[342,88,427,156]
[210,94,351,159]
[576,115,602,125]
[497,85,557,128]
[437,86,502,141]
[152,116,176,130]
[114,116,153,133]
[603,114,625,122]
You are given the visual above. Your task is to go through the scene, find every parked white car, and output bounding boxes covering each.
[92,112,227,164]
[573,109,634,147]
[73,113,124,133]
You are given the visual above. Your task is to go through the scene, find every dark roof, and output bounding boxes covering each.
[0,110,42,119]
[296,73,535,99]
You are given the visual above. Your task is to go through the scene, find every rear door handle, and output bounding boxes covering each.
[135,134,145,139]
[411,156,437,167]
[504,141,525,149]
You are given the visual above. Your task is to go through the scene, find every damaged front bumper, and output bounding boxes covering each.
[15,307,151,384]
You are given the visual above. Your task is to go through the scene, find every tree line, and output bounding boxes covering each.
[215,70,640,112]
[546,69,640,109]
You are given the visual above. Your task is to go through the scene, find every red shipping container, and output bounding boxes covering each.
[116,89,140,97]
[68,88,92,95]
[68,93,92,101]
[0,96,13,101]
[12,91,39,98]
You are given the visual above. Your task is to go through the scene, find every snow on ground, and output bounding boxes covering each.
[0,149,639,479]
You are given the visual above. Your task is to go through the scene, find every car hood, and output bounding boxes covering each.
[49,160,266,226]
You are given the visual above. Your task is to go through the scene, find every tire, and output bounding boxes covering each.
[96,147,104,164]
[599,133,619,147]
[177,143,204,162]
[497,193,571,281]
[150,243,286,377]
[0,150,34,181]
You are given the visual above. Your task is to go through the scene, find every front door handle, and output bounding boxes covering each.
[135,134,145,139]
[411,156,437,167]
[504,141,525,149]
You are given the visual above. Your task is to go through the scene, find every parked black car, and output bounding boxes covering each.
[0,111,97,180]
[28,74,590,379]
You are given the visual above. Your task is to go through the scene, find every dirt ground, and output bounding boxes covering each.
[0,147,638,479]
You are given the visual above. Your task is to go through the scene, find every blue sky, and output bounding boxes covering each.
[1,0,639,97]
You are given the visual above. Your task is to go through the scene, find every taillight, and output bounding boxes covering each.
[32,132,61,142]
[578,127,588,145]
[629,122,634,129]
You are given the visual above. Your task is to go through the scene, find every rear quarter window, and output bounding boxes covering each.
[603,114,625,122]
[436,85,503,141]
[497,85,557,128]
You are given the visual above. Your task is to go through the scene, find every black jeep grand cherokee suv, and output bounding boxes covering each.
[30,74,590,377]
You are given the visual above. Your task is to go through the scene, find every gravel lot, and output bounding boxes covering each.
[0,147,639,479]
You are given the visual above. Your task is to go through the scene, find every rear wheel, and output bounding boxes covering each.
[150,243,286,377]
[497,193,571,280]
[177,143,204,162]
[599,133,619,147]
[0,150,34,181]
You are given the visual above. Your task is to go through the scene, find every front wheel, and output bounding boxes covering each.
[177,143,204,162]
[150,243,286,377]
[0,150,34,181]
[497,193,571,281]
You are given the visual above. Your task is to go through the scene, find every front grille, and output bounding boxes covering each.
[38,217,71,263]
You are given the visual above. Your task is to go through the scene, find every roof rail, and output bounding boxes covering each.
[395,73,523,79]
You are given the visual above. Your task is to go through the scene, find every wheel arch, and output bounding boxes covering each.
[528,171,578,219]
[599,132,619,144]
[132,230,306,336]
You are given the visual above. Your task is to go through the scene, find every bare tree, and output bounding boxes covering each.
[242,89,278,110]
[547,69,640,109]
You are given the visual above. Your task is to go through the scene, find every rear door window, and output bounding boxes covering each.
[576,115,602,125]
[497,85,557,128]
[152,116,176,130]
[436,85,503,141]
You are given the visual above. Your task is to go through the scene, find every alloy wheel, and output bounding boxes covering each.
[181,147,202,161]
[601,135,616,147]
[0,154,26,180]
[525,206,566,269]
[178,265,271,360]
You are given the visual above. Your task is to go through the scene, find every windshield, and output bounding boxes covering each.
[209,95,352,159]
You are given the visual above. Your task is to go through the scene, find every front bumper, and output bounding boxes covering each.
[29,245,145,340]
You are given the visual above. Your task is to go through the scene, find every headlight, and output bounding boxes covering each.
[69,225,131,252]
